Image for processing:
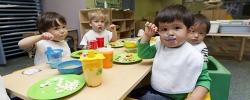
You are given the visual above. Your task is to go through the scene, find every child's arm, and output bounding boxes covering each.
[186,86,208,100]
[186,63,211,100]
[141,22,157,43]
[109,24,117,42]
[137,22,158,59]
[18,32,54,50]
[80,36,89,50]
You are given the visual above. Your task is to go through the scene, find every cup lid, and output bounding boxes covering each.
[44,47,63,55]
[98,47,114,52]
[79,50,105,61]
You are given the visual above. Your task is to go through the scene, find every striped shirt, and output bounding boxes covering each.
[201,48,209,63]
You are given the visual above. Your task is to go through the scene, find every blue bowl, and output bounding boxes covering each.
[57,60,83,74]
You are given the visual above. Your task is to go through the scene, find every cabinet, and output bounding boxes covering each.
[79,9,135,39]
[110,10,135,39]
[200,9,228,20]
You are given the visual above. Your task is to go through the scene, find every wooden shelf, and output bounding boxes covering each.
[112,19,134,22]
[117,29,135,33]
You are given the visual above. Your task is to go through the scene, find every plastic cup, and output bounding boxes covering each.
[80,50,105,87]
[98,47,114,68]
[96,36,104,48]
[88,40,98,50]
[44,47,63,69]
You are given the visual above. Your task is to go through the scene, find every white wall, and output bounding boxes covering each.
[41,0,86,48]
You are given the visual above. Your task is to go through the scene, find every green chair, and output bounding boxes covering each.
[207,56,231,100]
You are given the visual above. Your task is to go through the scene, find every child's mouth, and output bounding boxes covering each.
[161,35,177,44]
[98,27,102,31]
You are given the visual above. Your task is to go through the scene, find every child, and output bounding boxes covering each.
[0,76,10,100]
[187,14,211,63]
[18,12,71,66]
[80,9,117,49]
[130,4,211,100]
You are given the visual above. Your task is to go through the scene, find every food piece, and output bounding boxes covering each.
[78,52,82,55]
[40,78,80,94]
[115,53,135,62]
[40,84,45,88]
[64,65,77,69]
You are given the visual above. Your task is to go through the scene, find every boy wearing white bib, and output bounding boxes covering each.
[130,4,211,100]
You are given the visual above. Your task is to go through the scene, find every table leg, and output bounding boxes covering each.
[239,37,246,61]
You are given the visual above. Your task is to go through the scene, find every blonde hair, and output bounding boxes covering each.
[88,9,108,21]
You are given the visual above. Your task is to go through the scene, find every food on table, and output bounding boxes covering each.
[115,53,135,62]
[39,78,80,94]
[64,65,77,69]
[109,42,123,47]
[121,38,140,42]
[77,52,82,55]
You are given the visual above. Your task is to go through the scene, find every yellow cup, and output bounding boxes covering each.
[79,50,105,87]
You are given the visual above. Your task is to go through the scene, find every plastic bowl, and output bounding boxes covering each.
[124,41,137,48]
[57,60,83,74]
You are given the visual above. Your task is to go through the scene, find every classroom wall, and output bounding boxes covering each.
[183,1,204,14]
[134,0,162,21]
[41,0,86,47]
[161,0,182,7]
[85,0,95,8]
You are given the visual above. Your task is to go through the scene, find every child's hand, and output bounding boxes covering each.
[82,42,90,50]
[41,32,54,40]
[144,22,157,38]
[109,24,116,32]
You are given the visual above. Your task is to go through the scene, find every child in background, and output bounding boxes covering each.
[187,14,211,63]
[18,12,71,66]
[80,9,117,49]
[130,4,211,100]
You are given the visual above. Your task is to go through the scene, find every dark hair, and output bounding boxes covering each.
[36,12,67,34]
[154,4,193,29]
[193,14,211,34]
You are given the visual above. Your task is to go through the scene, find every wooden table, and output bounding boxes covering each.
[206,33,250,61]
[2,48,152,100]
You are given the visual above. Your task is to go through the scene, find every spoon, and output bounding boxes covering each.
[156,31,177,44]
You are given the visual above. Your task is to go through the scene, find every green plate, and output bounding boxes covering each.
[27,74,85,100]
[113,53,142,63]
[120,38,140,42]
[71,50,98,58]
[108,42,124,48]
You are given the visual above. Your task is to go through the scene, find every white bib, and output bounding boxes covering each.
[192,41,207,52]
[151,42,203,94]
[34,40,71,66]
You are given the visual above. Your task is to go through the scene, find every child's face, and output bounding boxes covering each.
[89,17,105,33]
[47,19,68,41]
[187,23,207,44]
[158,20,188,47]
